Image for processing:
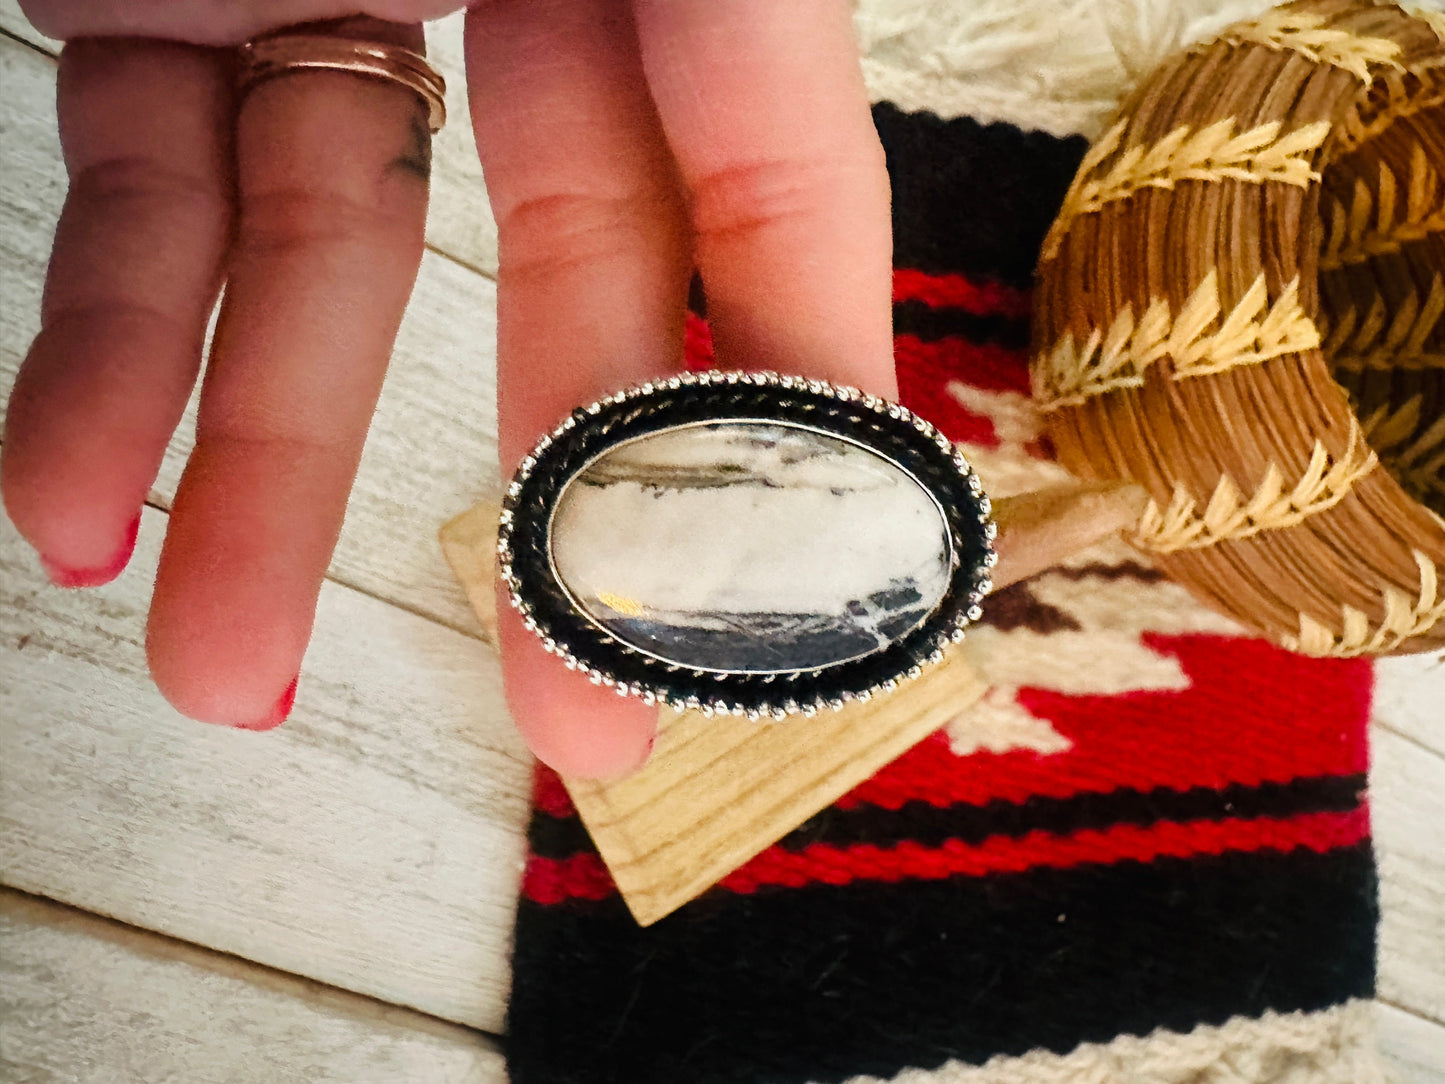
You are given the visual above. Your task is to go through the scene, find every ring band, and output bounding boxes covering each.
[238,35,447,134]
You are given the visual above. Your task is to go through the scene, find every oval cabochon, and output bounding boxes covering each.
[549,421,954,674]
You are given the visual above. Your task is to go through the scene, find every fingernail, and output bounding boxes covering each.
[40,514,141,588]
[238,675,299,732]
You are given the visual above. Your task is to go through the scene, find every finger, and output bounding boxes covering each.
[466,0,691,777]
[23,1,464,46]
[466,0,691,470]
[633,0,896,396]
[146,19,430,727]
[2,39,233,586]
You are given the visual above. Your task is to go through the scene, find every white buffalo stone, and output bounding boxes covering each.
[549,422,952,673]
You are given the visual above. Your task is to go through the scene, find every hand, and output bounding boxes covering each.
[3,4,448,735]
[4,0,896,779]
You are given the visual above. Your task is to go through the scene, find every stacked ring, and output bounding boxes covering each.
[238,34,447,133]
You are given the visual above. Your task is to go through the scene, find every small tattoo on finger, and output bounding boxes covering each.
[391,112,432,182]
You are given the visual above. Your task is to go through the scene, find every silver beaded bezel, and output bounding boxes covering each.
[497,370,995,719]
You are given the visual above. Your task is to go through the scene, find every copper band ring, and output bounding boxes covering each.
[238,35,447,133]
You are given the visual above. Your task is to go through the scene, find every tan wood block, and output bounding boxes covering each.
[439,502,505,645]
[568,644,987,926]
[439,481,1144,925]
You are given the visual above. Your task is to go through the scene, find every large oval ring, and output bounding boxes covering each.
[498,371,997,720]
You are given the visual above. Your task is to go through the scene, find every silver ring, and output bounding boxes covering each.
[498,370,996,719]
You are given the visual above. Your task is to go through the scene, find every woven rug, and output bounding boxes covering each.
[504,3,1387,1081]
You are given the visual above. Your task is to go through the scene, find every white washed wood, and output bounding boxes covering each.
[1374,653,1445,757]
[425,10,500,277]
[0,890,509,1083]
[1,508,532,1034]
[1376,1004,1445,1084]
[0,39,56,385]
[1373,727,1445,1026]
[0,37,503,638]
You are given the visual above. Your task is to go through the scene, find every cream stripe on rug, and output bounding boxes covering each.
[845,1001,1384,1084]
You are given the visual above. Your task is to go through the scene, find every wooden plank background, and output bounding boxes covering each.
[0,889,508,1084]
[1,10,1442,1079]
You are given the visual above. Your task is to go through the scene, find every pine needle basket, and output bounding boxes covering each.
[1032,0,1445,657]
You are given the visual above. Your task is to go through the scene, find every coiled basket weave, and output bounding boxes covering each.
[1032,0,1445,657]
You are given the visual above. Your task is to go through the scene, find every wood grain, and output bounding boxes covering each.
[1373,727,1445,1026]
[1374,652,1445,758]
[0,37,57,388]
[988,479,1148,587]
[0,889,509,1083]
[569,654,987,927]
[423,10,500,278]
[1,507,531,1034]
[1374,1003,1445,1083]
[439,502,505,645]
[442,502,989,926]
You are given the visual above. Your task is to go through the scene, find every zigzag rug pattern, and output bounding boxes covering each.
[504,105,1383,1084]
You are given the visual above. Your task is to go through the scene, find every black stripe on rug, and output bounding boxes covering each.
[525,773,1366,860]
[890,300,1031,347]
[507,844,1376,1084]
[874,104,1088,289]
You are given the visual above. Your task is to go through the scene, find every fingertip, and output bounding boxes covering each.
[235,675,300,732]
[2,375,150,585]
[5,466,144,589]
[33,512,141,588]
[146,545,311,731]
[498,605,657,780]
[530,711,656,781]
[147,619,302,732]
[1,314,198,586]
[143,443,329,731]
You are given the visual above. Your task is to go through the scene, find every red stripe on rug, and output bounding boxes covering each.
[684,311,715,371]
[533,765,577,819]
[892,268,1032,318]
[721,808,1369,893]
[894,334,1032,395]
[896,361,998,445]
[841,634,1372,812]
[521,807,1369,904]
[523,851,618,905]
